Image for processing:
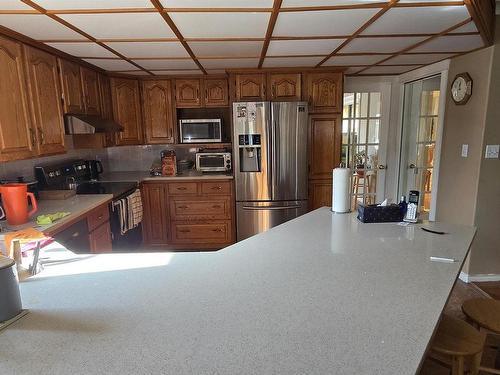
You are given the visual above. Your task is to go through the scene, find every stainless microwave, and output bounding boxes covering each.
[196,152,232,172]
[179,119,222,143]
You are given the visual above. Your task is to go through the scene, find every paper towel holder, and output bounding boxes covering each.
[331,166,351,214]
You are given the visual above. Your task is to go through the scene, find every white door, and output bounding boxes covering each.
[343,81,391,208]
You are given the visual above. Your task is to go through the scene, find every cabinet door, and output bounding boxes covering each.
[141,184,168,245]
[309,180,332,210]
[98,73,113,120]
[308,114,341,179]
[0,36,36,161]
[111,77,143,145]
[81,67,101,115]
[306,72,342,113]
[24,46,66,156]
[268,73,301,101]
[204,78,228,107]
[175,79,201,108]
[89,221,112,253]
[142,80,175,144]
[59,59,85,114]
[235,74,266,101]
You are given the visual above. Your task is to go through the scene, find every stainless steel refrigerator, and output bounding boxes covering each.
[233,101,309,241]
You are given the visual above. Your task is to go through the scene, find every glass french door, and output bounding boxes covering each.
[343,90,388,209]
[398,75,441,219]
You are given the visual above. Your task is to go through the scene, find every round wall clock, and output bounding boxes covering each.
[451,72,473,105]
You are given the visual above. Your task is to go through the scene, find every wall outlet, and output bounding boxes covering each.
[461,144,469,157]
[485,145,500,159]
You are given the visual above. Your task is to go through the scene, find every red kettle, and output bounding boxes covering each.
[0,184,38,225]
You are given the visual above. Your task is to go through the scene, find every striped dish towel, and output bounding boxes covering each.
[116,189,143,234]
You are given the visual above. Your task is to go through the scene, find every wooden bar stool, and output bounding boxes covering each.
[430,314,485,375]
[462,298,500,374]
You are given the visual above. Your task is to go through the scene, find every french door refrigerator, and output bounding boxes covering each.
[233,101,309,241]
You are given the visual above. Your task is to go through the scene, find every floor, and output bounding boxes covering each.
[419,280,498,374]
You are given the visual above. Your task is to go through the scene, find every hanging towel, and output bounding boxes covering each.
[116,189,143,235]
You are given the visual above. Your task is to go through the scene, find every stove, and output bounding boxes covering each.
[76,181,138,199]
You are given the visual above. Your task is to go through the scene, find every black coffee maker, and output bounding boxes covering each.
[86,160,103,180]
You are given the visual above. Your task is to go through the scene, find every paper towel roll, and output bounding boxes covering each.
[332,168,351,213]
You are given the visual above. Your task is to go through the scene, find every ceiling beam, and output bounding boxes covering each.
[316,0,400,67]
[149,0,207,74]
[354,18,474,74]
[463,0,495,45]
[20,0,154,75]
[258,0,283,68]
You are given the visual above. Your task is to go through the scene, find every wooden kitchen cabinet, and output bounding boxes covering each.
[59,59,85,114]
[234,73,266,101]
[89,221,112,253]
[268,73,302,101]
[309,180,333,210]
[111,77,143,145]
[98,73,113,120]
[306,72,342,113]
[80,67,101,115]
[141,183,169,245]
[142,80,175,144]
[0,35,36,162]
[204,78,229,107]
[24,46,66,156]
[308,113,341,180]
[175,78,202,108]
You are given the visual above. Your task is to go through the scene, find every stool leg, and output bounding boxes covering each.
[470,352,482,375]
[451,355,465,375]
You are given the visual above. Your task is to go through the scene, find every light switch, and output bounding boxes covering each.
[461,144,468,157]
[485,145,500,159]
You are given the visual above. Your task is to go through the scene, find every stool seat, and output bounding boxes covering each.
[463,298,500,333]
[432,315,484,357]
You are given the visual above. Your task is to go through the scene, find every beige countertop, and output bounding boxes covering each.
[99,171,233,183]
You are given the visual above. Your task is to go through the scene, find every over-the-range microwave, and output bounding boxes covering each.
[179,119,222,143]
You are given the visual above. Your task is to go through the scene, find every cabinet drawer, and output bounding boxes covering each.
[87,204,110,232]
[89,221,112,253]
[171,221,231,244]
[170,199,230,220]
[201,181,231,195]
[168,182,198,195]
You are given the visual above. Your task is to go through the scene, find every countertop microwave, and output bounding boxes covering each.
[179,119,222,143]
[196,152,232,172]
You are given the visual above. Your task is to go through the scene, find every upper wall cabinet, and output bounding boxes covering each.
[142,80,175,144]
[81,67,101,115]
[234,73,266,101]
[24,46,66,156]
[98,73,113,120]
[175,79,202,108]
[306,72,342,113]
[0,35,36,161]
[268,73,302,101]
[59,59,85,114]
[111,77,143,146]
[204,78,229,107]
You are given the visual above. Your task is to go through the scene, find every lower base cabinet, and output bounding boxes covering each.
[309,180,333,210]
[141,180,235,250]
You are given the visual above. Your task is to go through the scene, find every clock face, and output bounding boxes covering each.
[451,73,472,104]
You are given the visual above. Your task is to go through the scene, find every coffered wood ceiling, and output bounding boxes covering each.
[0,0,491,76]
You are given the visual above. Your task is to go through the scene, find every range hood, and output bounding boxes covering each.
[64,114,124,134]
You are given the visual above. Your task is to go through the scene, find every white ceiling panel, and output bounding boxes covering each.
[104,42,189,58]
[361,65,421,75]
[152,70,202,75]
[381,53,455,65]
[274,9,379,37]
[324,54,388,66]
[31,0,153,9]
[0,14,87,40]
[450,22,479,34]
[134,59,198,69]
[58,13,176,39]
[83,58,138,71]
[199,58,259,69]
[411,35,484,53]
[262,56,323,68]
[46,42,117,58]
[0,0,33,10]
[188,41,263,58]
[282,0,386,6]
[341,36,425,53]
[267,39,345,56]
[170,13,270,38]
[362,6,470,35]
[161,0,273,7]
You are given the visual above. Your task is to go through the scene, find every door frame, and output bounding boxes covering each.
[395,60,450,221]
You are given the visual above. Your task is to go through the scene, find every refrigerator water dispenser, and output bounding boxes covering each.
[238,134,261,172]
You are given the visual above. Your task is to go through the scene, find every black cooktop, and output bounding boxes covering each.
[76,181,138,199]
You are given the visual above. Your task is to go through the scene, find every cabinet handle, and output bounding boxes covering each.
[178,205,188,209]
[71,231,80,238]
[177,187,187,190]
[211,186,222,190]
[38,127,44,144]
[205,89,208,101]
[179,229,190,233]
[97,215,103,220]
[212,228,223,233]
[212,205,221,209]
[272,85,276,98]
[29,128,36,147]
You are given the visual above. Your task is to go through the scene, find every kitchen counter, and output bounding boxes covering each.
[99,170,233,183]
[0,208,475,375]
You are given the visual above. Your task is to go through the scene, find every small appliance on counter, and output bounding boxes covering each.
[179,118,222,143]
[196,152,231,173]
[86,160,103,180]
[161,150,177,176]
[177,159,195,173]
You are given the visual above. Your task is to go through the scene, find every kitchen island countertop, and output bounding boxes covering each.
[1,208,475,375]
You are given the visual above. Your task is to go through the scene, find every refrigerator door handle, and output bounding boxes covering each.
[242,205,301,211]
[271,103,279,199]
